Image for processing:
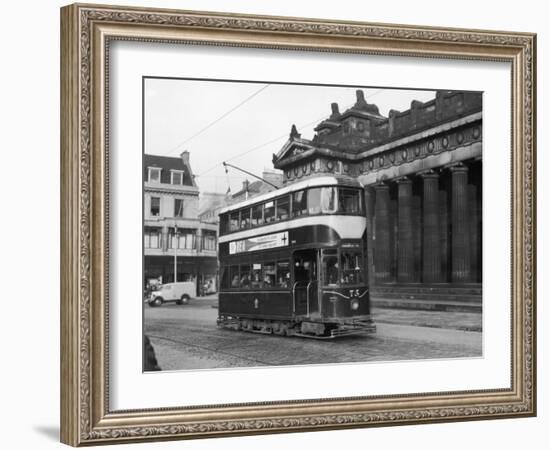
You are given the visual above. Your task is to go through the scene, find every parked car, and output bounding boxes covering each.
[148,282,195,307]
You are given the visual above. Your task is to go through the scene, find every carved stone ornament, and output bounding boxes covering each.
[60,3,536,446]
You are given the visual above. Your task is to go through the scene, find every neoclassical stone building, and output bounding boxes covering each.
[273,89,482,305]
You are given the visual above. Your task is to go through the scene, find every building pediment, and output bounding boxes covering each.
[273,136,317,164]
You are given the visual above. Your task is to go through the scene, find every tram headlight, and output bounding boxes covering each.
[350,299,359,311]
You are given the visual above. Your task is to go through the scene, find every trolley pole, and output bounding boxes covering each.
[173,224,178,283]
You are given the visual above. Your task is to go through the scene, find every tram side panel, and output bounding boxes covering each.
[220,291,293,320]
[218,244,295,320]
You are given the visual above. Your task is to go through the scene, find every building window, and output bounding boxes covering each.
[150,197,160,217]
[171,170,184,185]
[144,228,161,249]
[174,198,184,218]
[148,167,161,183]
[202,231,217,251]
[170,228,196,250]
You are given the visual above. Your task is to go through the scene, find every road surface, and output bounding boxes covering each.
[144,300,482,371]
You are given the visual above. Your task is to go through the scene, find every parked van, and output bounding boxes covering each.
[148,282,195,307]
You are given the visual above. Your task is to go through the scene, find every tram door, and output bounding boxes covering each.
[292,249,319,317]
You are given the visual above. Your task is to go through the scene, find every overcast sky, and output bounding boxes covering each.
[144,78,436,194]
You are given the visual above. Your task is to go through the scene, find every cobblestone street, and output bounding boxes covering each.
[144,299,482,371]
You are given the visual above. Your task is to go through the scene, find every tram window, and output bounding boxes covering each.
[251,203,263,226]
[292,190,307,216]
[251,263,262,288]
[240,208,251,229]
[340,251,364,285]
[262,262,276,287]
[276,261,290,288]
[220,214,229,233]
[264,201,275,223]
[307,188,321,215]
[230,212,240,232]
[229,265,240,288]
[321,187,337,213]
[221,266,231,289]
[338,188,363,214]
[323,255,339,286]
[240,264,251,288]
[276,196,290,221]
[308,187,337,215]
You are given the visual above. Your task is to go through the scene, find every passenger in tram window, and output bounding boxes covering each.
[251,265,262,288]
[278,276,289,288]
[231,275,240,287]
[240,274,250,287]
[263,262,276,286]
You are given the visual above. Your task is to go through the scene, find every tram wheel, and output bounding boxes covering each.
[273,322,289,336]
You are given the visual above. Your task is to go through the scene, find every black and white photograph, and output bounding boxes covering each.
[142,78,483,372]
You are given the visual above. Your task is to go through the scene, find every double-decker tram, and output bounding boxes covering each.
[217,176,376,339]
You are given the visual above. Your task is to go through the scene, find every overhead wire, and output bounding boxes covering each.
[196,88,385,178]
[165,84,271,155]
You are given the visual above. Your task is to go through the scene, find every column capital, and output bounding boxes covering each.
[395,176,412,184]
[374,182,390,191]
[419,169,439,179]
[448,162,469,173]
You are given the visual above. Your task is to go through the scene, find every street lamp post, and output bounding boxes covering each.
[173,224,179,283]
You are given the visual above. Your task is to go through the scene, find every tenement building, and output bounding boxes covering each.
[273,90,482,306]
[144,151,218,295]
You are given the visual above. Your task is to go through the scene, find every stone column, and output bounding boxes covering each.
[468,184,480,283]
[374,183,391,282]
[439,190,449,282]
[422,171,442,282]
[364,186,376,288]
[396,177,414,282]
[412,195,422,281]
[450,164,471,282]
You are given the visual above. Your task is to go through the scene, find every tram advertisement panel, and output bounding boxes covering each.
[229,231,289,254]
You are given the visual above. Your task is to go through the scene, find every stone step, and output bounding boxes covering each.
[371,291,481,303]
[371,297,481,313]
[372,284,481,294]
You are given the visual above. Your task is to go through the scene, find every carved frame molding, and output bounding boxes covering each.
[60,3,536,446]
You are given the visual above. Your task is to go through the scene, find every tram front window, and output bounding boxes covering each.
[338,188,363,214]
[308,187,337,215]
[323,255,339,286]
[340,251,364,285]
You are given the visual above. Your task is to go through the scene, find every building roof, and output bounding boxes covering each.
[144,153,195,186]
[198,192,228,217]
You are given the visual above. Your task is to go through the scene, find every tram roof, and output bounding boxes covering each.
[219,176,363,214]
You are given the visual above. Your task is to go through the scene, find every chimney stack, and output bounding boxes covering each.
[330,102,340,119]
[180,150,190,165]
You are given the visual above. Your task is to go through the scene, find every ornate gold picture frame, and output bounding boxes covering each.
[60,3,536,446]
